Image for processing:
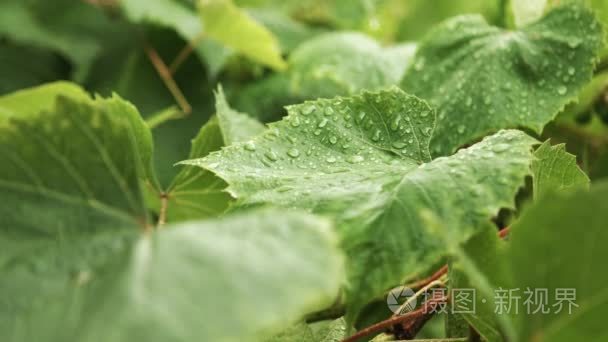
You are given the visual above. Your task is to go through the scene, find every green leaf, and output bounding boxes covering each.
[183,88,539,315]
[0,85,344,341]
[507,182,608,341]
[247,8,324,53]
[312,318,351,342]
[234,73,293,122]
[445,224,513,342]
[0,208,344,342]
[0,81,90,119]
[235,33,416,121]
[0,84,156,220]
[264,322,315,342]
[401,3,604,156]
[120,0,233,75]
[510,0,548,27]
[165,86,265,221]
[214,86,266,146]
[265,317,349,342]
[532,140,589,199]
[289,32,416,99]
[121,0,201,40]
[198,0,287,70]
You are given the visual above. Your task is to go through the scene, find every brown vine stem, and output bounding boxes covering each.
[342,296,448,342]
[144,44,192,114]
[158,192,169,228]
[169,33,206,75]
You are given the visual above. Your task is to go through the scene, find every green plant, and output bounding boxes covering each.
[1,0,608,341]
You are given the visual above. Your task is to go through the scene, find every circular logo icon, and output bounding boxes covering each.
[386,286,417,314]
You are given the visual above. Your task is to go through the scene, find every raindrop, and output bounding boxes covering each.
[265,151,278,162]
[347,155,364,164]
[302,105,315,115]
[457,125,465,134]
[392,141,407,149]
[329,136,338,144]
[557,86,567,95]
[390,117,401,131]
[492,143,509,153]
[318,118,328,128]
[287,148,300,158]
[372,130,381,142]
[244,141,256,151]
[357,112,367,123]
[290,116,301,127]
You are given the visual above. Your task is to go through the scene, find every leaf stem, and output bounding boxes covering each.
[158,192,169,227]
[144,44,192,114]
[170,33,206,75]
[146,106,187,129]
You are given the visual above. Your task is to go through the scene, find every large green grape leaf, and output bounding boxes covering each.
[401,3,605,156]
[0,85,344,341]
[198,0,287,70]
[165,86,265,221]
[0,207,344,342]
[504,182,608,341]
[183,88,540,315]
[3,83,159,191]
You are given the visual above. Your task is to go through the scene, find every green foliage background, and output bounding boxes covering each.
[1,0,608,341]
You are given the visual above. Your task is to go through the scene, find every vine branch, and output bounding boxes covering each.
[170,33,206,75]
[158,192,169,228]
[144,44,192,114]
